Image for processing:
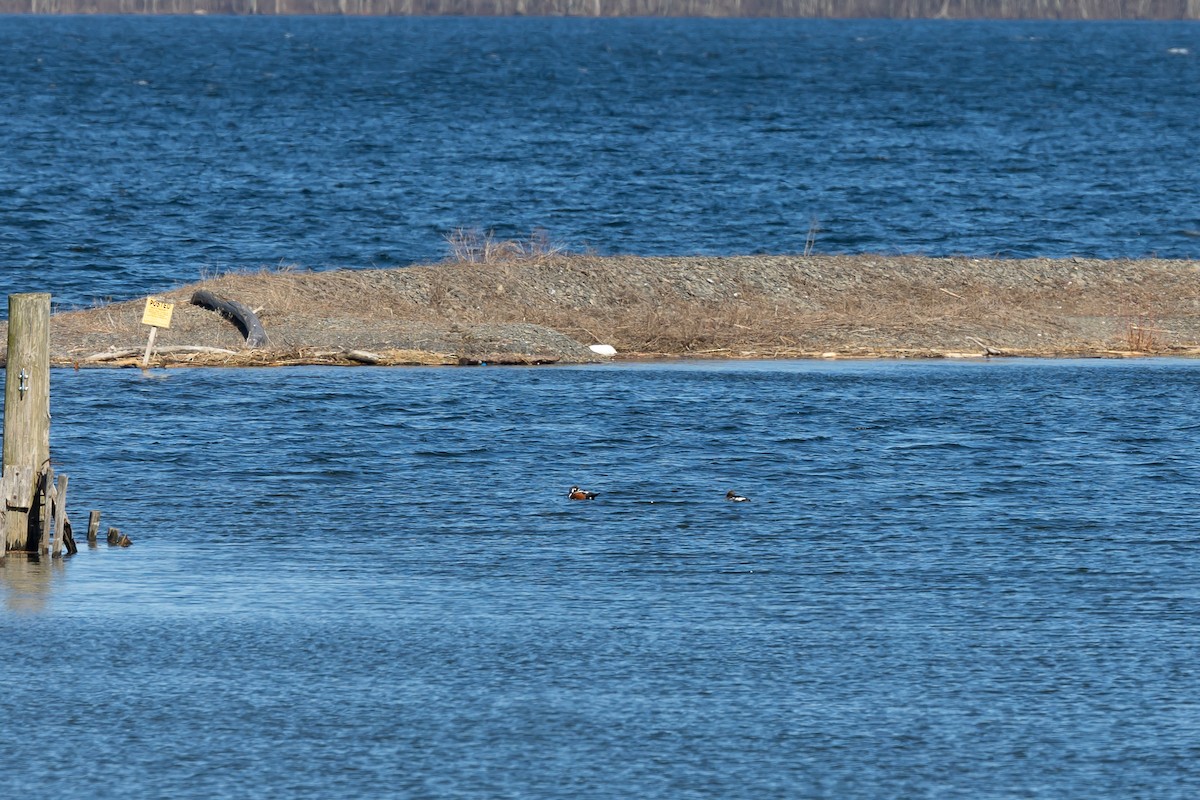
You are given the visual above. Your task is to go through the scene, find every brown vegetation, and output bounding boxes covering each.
[20,253,1200,368]
[3,0,1199,19]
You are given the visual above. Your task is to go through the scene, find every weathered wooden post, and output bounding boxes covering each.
[38,466,54,553]
[52,473,68,557]
[86,510,101,546]
[3,293,51,553]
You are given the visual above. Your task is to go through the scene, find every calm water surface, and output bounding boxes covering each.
[3,14,1199,797]
[2,359,1198,798]
[1,17,1198,310]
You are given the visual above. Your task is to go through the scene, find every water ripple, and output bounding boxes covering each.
[2,18,1199,310]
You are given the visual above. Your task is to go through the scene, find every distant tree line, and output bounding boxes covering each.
[3,0,1199,18]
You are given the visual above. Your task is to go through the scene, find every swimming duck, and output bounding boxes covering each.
[568,486,598,500]
[726,490,750,502]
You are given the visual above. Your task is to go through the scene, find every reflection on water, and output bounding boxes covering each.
[0,553,66,613]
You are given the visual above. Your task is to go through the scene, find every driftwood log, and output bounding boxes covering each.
[191,290,269,348]
[84,345,238,363]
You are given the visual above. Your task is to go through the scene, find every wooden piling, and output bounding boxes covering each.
[62,516,77,556]
[39,467,54,554]
[52,473,68,557]
[3,293,51,552]
[87,510,101,545]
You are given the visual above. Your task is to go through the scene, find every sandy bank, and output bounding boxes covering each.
[13,254,1200,368]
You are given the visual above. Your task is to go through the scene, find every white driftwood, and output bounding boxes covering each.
[344,350,383,364]
[84,346,238,362]
[304,350,384,363]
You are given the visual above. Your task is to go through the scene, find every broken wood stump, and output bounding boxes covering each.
[63,518,77,556]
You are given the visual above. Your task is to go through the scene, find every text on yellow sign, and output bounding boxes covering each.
[141,298,175,329]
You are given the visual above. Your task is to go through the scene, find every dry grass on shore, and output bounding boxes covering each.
[33,252,1200,366]
[203,254,1200,353]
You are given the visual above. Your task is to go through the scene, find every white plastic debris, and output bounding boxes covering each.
[589,344,617,357]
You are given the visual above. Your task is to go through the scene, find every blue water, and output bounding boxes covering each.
[3,15,1200,798]
[3,359,1199,798]
[1,16,1199,312]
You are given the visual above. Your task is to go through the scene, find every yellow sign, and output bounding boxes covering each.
[141,298,174,329]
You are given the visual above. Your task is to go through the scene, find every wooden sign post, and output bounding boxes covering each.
[141,298,175,367]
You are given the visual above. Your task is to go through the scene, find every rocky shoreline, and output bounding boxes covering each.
[13,254,1200,368]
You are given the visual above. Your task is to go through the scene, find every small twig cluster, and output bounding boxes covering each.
[444,227,566,264]
[803,217,821,256]
[1125,320,1163,352]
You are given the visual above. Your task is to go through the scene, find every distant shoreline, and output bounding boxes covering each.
[3,1,1200,20]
